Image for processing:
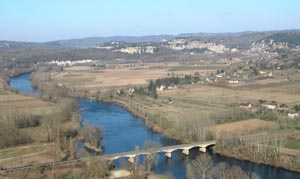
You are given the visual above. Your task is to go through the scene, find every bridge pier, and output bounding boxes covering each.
[108,160,115,170]
[128,157,135,164]
[199,147,206,153]
[182,149,189,155]
[165,152,172,158]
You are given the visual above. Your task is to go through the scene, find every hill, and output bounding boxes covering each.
[0,41,48,51]
[183,31,274,49]
[259,31,300,46]
[46,35,175,48]
[2,30,300,49]
[46,32,274,49]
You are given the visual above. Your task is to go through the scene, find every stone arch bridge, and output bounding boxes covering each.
[1,140,215,173]
[82,140,216,163]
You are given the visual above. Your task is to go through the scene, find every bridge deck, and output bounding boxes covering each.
[81,140,216,161]
[2,130,299,173]
[0,140,216,173]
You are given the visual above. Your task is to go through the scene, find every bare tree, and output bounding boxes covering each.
[83,159,109,178]
[223,165,260,179]
[49,144,60,179]
[80,126,103,152]
[213,162,230,179]
[44,113,62,143]
[143,141,160,173]
[187,154,260,179]
[130,145,146,179]
[175,112,215,142]
[186,154,213,179]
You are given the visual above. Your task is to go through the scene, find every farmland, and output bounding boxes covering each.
[49,63,300,143]
[51,62,217,90]
[0,77,76,168]
[0,80,57,142]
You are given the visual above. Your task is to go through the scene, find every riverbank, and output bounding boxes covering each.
[97,97,300,173]
[4,73,81,160]
[83,143,102,153]
[6,72,300,179]
[69,93,300,174]
[27,70,300,175]
[214,146,300,173]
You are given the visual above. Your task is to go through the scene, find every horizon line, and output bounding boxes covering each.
[1,29,300,43]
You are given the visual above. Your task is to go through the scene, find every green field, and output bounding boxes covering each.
[262,139,300,150]
[284,140,300,150]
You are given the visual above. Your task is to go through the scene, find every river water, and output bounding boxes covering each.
[9,73,38,95]
[10,73,300,179]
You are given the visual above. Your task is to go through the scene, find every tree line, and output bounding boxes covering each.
[214,131,300,172]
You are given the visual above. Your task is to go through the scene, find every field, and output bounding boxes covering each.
[0,94,54,112]
[160,82,300,105]
[284,140,300,150]
[261,139,300,156]
[0,145,45,160]
[0,144,57,168]
[51,62,216,91]
[0,79,59,166]
[51,64,300,140]
[169,64,229,71]
[0,91,57,142]
[214,119,279,138]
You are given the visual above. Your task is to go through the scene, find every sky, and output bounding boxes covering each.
[1,0,300,42]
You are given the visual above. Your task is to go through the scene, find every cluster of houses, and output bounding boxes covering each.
[113,46,157,54]
[165,39,230,54]
[242,40,281,59]
[202,71,240,84]
[116,88,135,96]
[239,100,299,119]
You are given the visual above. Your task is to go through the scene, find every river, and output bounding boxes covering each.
[9,73,300,179]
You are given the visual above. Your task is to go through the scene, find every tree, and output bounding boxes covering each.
[147,80,158,99]
[80,126,103,152]
[49,144,60,179]
[186,155,260,179]
[83,159,109,178]
[294,104,300,112]
[143,141,160,173]
[130,145,145,178]
[213,162,230,179]
[215,164,260,179]
[95,90,101,100]
[252,67,259,76]
[186,154,213,179]
[44,113,61,143]
[57,98,78,122]
[119,89,124,96]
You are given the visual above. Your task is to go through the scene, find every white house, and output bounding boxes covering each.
[229,80,239,84]
[260,71,267,75]
[288,113,299,119]
[262,104,277,110]
[156,85,165,91]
